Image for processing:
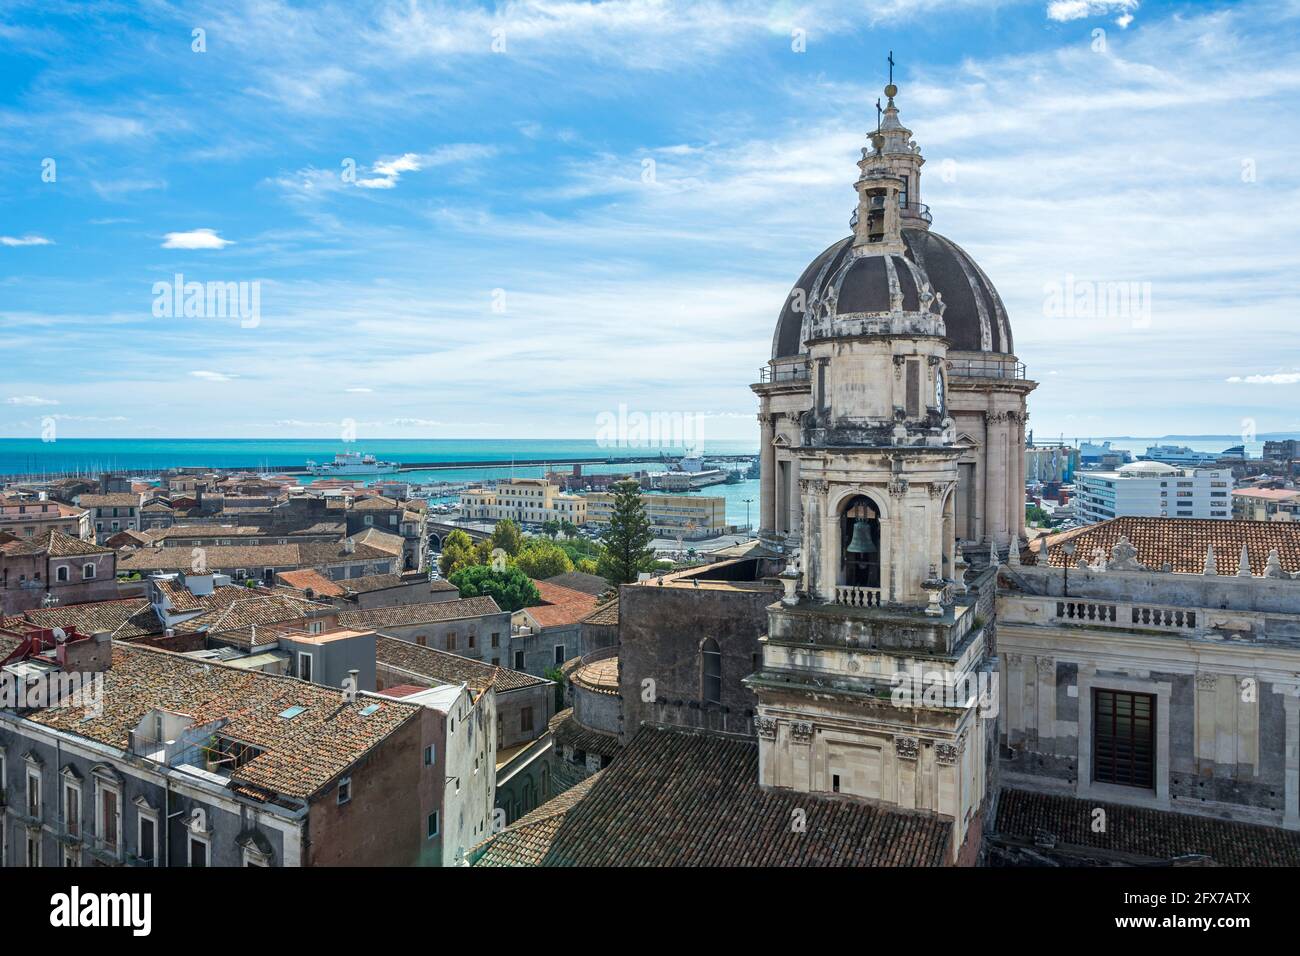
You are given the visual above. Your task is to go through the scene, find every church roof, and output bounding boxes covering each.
[1026,516,1300,575]
[994,788,1300,866]
[471,724,951,866]
[772,230,1013,360]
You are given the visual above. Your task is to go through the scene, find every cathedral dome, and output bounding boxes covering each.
[772,228,1013,360]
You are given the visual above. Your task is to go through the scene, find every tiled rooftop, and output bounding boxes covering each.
[522,579,599,629]
[541,571,610,597]
[116,539,395,572]
[6,599,164,640]
[1026,516,1300,575]
[469,772,604,867]
[339,596,504,630]
[374,634,547,692]
[548,708,620,759]
[27,642,420,801]
[994,788,1300,866]
[582,599,619,627]
[479,725,952,866]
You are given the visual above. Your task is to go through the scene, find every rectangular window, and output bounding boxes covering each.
[514,651,525,670]
[423,745,434,766]
[1092,689,1155,789]
[491,633,500,648]
[427,812,439,838]
[447,632,456,651]
[520,707,534,733]
[298,652,313,683]
[27,771,40,818]
[189,838,208,867]
[905,359,920,417]
[554,644,565,666]
[64,783,80,837]
[139,817,156,866]
[100,788,118,850]
[337,777,351,805]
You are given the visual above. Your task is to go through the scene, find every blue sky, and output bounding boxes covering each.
[1,0,1298,444]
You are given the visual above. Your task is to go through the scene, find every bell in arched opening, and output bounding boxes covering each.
[840,497,881,589]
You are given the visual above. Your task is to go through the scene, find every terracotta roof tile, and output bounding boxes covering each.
[470,772,605,867]
[339,596,504,630]
[1026,517,1300,575]
[994,787,1300,865]
[487,725,951,866]
[374,634,546,692]
[27,643,419,801]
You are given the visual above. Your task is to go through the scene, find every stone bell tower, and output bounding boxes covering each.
[745,74,997,863]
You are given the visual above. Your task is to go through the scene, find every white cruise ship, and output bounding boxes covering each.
[305,452,400,476]
[1137,444,1222,467]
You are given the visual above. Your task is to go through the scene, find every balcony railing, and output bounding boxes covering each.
[851,199,933,226]
[1050,599,1198,633]
[834,585,883,608]
[948,358,1026,380]
[757,365,810,384]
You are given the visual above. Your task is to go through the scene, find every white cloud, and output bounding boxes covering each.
[1227,372,1300,385]
[1,235,53,247]
[5,395,58,405]
[162,229,233,249]
[1046,0,1138,23]
[345,387,373,393]
[190,370,238,382]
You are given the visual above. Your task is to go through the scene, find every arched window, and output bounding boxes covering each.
[82,564,96,580]
[701,638,722,705]
[56,566,69,583]
[840,496,881,588]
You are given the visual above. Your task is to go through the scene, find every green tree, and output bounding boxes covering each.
[439,529,478,577]
[516,539,574,579]
[558,519,577,539]
[540,519,561,539]
[575,556,599,575]
[596,479,655,585]
[543,666,566,712]
[490,519,524,557]
[449,564,540,613]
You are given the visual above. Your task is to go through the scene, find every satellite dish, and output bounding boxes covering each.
[52,627,68,642]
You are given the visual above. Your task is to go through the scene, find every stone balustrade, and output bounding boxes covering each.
[834,585,883,608]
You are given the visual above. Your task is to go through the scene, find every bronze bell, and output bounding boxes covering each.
[847,518,877,554]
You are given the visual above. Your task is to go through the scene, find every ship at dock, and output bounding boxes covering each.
[305,451,400,476]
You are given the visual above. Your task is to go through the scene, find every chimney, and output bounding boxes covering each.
[60,629,113,674]
[343,537,356,555]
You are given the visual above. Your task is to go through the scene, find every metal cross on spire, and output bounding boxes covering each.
[875,97,882,132]
[888,50,895,86]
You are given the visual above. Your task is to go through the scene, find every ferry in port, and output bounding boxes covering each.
[1137,444,1224,467]
[305,452,400,476]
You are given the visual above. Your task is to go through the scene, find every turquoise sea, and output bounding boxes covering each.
[0,438,762,527]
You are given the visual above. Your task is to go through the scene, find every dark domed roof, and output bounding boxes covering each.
[772,229,1013,359]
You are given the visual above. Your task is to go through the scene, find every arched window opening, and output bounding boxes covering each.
[840,497,881,589]
[701,638,722,705]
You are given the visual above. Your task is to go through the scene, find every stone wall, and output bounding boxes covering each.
[618,580,779,741]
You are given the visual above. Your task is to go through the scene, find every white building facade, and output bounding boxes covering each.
[1075,462,1232,523]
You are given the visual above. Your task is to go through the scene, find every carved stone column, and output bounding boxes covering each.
[983,410,1008,546]
[759,413,776,535]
